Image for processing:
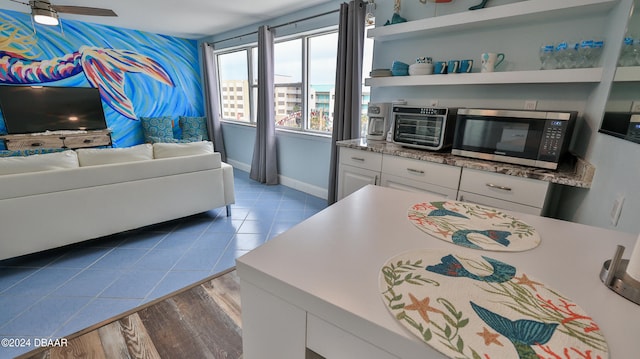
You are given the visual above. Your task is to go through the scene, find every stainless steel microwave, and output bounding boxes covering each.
[392,106,457,151]
[451,109,577,170]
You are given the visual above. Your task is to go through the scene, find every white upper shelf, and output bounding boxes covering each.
[367,0,619,42]
[613,66,640,82]
[364,68,603,87]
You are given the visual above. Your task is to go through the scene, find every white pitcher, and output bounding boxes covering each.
[481,52,505,73]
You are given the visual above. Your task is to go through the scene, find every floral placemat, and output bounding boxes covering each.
[407,201,540,252]
[380,249,608,359]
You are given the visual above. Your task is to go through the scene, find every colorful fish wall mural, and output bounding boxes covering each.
[0,10,203,148]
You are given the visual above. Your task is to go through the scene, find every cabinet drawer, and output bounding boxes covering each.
[63,133,111,148]
[457,191,543,216]
[459,168,550,208]
[380,173,457,199]
[382,156,461,190]
[4,136,64,150]
[307,314,397,359]
[339,147,382,172]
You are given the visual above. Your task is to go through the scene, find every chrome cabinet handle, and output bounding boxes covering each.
[407,168,425,174]
[486,183,512,191]
[351,156,365,162]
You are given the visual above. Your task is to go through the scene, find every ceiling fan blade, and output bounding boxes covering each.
[51,5,117,17]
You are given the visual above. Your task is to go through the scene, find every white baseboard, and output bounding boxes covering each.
[278,175,328,199]
[226,159,250,173]
[225,159,327,199]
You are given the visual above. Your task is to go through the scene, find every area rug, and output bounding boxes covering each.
[407,201,540,251]
[379,249,609,359]
[17,268,242,359]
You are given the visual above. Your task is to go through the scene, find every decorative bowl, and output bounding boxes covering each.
[409,63,434,75]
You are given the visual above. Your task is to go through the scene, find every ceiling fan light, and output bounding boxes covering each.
[31,3,59,26]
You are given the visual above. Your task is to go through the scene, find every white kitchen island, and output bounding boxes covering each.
[236,185,639,358]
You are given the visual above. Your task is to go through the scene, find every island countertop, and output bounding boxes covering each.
[337,138,595,188]
[237,186,638,358]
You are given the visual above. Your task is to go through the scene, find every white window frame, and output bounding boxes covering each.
[213,26,341,137]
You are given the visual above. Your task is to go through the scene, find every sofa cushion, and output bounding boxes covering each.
[140,116,174,143]
[76,143,153,167]
[153,141,214,159]
[0,150,79,175]
[179,116,209,140]
[148,135,202,144]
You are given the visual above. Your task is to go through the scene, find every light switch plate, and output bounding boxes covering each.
[524,100,537,110]
[610,195,625,226]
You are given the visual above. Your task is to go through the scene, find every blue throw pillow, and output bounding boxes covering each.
[140,116,174,143]
[148,135,202,144]
[0,148,67,157]
[179,116,209,141]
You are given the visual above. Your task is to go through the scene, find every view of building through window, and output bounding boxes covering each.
[215,27,373,134]
[217,50,250,122]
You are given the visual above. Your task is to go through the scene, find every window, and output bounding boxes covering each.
[308,32,338,132]
[274,39,303,129]
[217,49,250,123]
[214,26,371,135]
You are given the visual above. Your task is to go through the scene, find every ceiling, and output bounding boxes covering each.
[0,0,335,39]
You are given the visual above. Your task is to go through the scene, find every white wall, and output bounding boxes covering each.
[221,122,331,199]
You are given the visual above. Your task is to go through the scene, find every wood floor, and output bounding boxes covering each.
[17,268,242,359]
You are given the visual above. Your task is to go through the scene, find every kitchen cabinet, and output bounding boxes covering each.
[336,140,586,216]
[457,167,553,215]
[380,155,459,198]
[338,147,555,215]
[337,147,382,200]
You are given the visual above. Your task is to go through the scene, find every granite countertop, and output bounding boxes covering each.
[337,138,595,188]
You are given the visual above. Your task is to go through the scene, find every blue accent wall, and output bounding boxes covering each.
[0,10,202,148]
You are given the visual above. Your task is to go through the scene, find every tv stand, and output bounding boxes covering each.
[0,129,112,150]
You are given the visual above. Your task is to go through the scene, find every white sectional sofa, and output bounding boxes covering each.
[0,141,235,260]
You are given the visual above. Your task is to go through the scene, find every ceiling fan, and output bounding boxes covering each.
[9,0,117,26]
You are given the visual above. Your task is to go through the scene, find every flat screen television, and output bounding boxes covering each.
[0,85,108,134]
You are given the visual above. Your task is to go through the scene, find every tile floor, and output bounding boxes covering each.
[0,169,327,358]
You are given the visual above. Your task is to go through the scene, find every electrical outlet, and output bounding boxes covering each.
[631,101,640,112]
[524,100,537,110]
[429,99,438,107]
[610,195,625,226]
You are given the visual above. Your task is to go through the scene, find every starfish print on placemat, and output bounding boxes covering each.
[514,273,543,291]
[481,210,500,219]
[477,326,503,346]
[404,293,443,324]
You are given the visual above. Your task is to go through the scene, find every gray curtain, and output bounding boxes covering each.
[327,1,366,204]
[250,25,279,184]
[201,42,227,162]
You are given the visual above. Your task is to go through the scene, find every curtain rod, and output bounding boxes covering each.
[210,7,341,46]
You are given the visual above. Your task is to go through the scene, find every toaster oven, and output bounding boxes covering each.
[392,106,458,151]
